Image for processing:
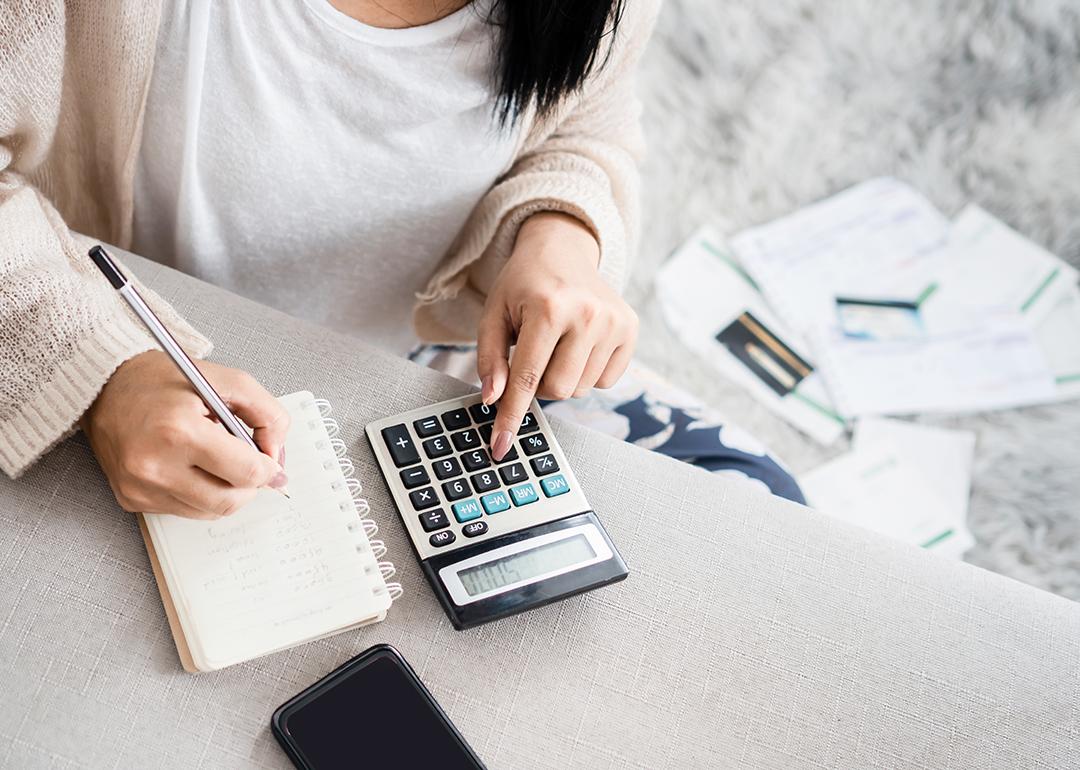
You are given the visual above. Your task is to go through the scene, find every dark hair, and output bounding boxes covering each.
[489,0,626,124]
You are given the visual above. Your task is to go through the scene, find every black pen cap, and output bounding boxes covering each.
[88,245,128,289]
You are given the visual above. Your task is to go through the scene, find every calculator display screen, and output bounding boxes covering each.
[457,534,596,597]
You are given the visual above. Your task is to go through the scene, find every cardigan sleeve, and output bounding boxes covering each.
[0,2,210,478]
[413,0,661,341]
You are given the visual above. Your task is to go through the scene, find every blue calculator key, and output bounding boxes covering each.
[509,483,538,507]
[480,491,510,514]
[452,498,483,522]
[540,474,571,498]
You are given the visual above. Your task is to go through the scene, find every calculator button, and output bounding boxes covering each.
[530,454,559,476]
[418,509,450,532]
[469,402,497,423]
[462,448,491,471]
[452,498,483,523]
[518,412,540,434]
[494,444,518,463]
[478,423,493,443]
[509,483,539,507]
[480,491,510,514]
[433,456,463,480]
[422,435,453,459]
[521,433,549,456]
[442,478,471,502]
[399,466,430,489]
[430,530,456,548]
[441,408,471,430]
[470,470,500,493]
[462,521,488,538]
[540,474,570,498]
[409,487,439,510]
[381,424,420,468]
[413,416,443,438]
[451,429,480,451]
[498,462,527,485]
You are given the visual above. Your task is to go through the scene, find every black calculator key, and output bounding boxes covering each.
[413,416,443,438]
[498,462,527,485]
[462,448,491,471]
[462,520,488,538]
[418,509,449,532]
[470,470,500,493]
[521,433,549,456]
[430,530,456,548]
[518,412,540,434]
[433,456,462,480]
[469,402,497,423]
[381,424,420,468]
[399,466,430,489]
[441,408,470,430]
[409,487,439,510]
[422,435,453,459]
[451,429,480,452]
[478,423,493,443]
[531,454,559,476]
[442,478,471,502]
[495,444,519,463]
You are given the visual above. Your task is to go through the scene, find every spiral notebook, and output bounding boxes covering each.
[139,391,401,673]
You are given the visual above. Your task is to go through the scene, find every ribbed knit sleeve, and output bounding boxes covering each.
[413,0,661,342]
[0,2,210,478]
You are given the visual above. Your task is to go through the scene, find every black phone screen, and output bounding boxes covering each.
[274,646,483,769]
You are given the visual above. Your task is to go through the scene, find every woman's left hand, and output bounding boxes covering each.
[477,211,638,460]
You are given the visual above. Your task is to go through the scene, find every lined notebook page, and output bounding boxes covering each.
[144,391,392,671]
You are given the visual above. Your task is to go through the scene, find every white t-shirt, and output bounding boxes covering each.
[133,0,519,354]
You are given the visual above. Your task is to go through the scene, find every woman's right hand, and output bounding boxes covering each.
[82,351,290,519]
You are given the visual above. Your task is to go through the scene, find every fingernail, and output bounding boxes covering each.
[269,472,289,489]
[481,376,494,405]
[492,430,513,461]
[277,446,286,466]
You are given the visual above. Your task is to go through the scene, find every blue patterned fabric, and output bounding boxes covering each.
[409,345,805,504]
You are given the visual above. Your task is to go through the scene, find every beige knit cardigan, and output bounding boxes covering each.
[0,0,659,478]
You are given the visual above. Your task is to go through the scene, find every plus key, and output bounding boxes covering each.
[380,423,420,467]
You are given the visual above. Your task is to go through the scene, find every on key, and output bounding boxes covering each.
[381,424,419,467]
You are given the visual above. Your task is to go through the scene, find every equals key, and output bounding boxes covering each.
[381,423,420,467]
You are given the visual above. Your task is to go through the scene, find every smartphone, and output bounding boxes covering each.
[272,644,485,770]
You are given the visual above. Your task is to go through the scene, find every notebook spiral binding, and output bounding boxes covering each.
[308,398,403,602]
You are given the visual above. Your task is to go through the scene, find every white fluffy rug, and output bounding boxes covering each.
[630,0,1080,597]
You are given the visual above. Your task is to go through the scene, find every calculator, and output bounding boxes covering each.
[366,395,628,629]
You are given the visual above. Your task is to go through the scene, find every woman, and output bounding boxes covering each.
[0,0,801,519]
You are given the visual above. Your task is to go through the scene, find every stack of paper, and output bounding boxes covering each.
[655,227,846,445]
[728,179,1078,419]
[799,418,976,558]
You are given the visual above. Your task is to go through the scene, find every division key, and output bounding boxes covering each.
[381,423,420,467]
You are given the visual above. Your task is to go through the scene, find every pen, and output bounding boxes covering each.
[88,245,289,499]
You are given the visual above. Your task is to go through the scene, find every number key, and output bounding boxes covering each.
[462,448,491,471]
[521,433,549,456]
[498,462,527,485]
[423,435,453,459]
[451,429,480,451]
[442,478,470,502]
[469,402,497,423]
[433,456,462,480]
[470,470,499,493]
